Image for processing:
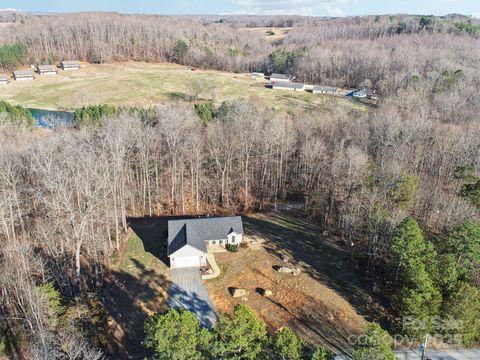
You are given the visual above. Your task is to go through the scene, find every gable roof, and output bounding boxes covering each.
[13,70,33,77]
[37,65,57,71]
[273,82,304,89]
[168,216,243,255]
[313,85,338,92]
[270,73,290,80]
[61,60,80,66]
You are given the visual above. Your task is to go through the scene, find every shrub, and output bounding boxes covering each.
[226,244,238,253]
[0,101,35,127]
[195,101,215,123]
[240,241,249,249]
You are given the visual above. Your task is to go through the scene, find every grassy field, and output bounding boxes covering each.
[0,61,363,112]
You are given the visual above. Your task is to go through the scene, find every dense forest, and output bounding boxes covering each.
[0,11,479,359]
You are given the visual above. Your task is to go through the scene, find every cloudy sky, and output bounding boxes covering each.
[3,0,480,17]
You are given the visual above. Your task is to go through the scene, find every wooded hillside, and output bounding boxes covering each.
[0,12,479,359]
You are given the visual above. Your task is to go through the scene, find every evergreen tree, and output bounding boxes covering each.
[271,327,308,360]
[390,217,441,336]
[213,304,268,359]
[144,308,212,360]
[351,323,395,360]
[443,221,480,284]
[311,346,333,360]
[442,283,480,346]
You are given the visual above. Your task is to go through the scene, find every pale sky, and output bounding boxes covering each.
[1,0,479,17]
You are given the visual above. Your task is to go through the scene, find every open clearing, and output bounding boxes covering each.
[0,61,362,112]
[103,211,390,357]
[240,27,292,42]
[205,211,392,354]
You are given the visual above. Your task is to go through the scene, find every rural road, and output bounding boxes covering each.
[394,349,480,359]
[168,267,217,328]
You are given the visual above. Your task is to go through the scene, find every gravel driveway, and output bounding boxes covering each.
[168,267,217,328]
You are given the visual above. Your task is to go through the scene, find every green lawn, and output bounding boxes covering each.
[0,61,366,112]
[117,234,168,278]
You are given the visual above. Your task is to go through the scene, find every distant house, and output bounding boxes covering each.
[270,73,292,82]
[0,74,8,84]
[352,90,367,98]
[60,60,80,71]
[272,82,305,92]
[13,70,34,81]
[313,85,338,95]
[167,216,244,269]
[37,65,58,75]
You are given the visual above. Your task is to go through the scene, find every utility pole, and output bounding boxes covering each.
[420,334,429,360]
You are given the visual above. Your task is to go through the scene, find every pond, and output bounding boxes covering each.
[28,108,74,128]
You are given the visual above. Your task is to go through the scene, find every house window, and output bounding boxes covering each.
[231,235,236,243]
[211,240,216,245]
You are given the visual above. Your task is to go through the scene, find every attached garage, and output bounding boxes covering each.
[171,255,202,268]
[169,244,207,269]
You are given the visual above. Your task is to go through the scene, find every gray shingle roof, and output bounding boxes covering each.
[61,60,80,66]
[13,70,33,77]
[37,65,57,71]
[273,82,304,89]
[270,73,290,80]
[313,85,338,92]
[168,216,243,254]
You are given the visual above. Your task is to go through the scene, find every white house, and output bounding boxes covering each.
[167,216,244,269]
[313,85,338,95]
[0,74,8,85]
[272,82,305,91]
[270,73,292,82]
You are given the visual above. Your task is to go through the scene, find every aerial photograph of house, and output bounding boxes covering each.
[167,216,243,269]
[1,1,479,359]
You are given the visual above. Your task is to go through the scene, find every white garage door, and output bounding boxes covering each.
[172,255,201,268]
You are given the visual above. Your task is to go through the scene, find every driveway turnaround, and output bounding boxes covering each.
[168,267,217,328]
[395,349,480,360]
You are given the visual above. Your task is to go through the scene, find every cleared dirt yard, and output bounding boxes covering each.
[0,61,362,112]
[205,211,392,354]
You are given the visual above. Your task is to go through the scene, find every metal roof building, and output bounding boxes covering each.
[272,81,305,91]
[37,65,58,75]
[60,60,80,70]
[13,70,34,81]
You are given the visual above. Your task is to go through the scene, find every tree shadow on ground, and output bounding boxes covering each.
[128,215,199,265]
[244,210,392,330]
[103,258,169,359]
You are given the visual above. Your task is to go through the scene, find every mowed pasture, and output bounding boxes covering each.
[0,61,361,112]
